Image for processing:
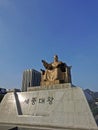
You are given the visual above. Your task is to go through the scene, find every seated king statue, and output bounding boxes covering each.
[40,55,72,86]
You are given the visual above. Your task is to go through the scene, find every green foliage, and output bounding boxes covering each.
[87,101,98,117]
[92,107,98,117]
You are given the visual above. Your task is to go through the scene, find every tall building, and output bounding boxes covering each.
[22,69,41,91]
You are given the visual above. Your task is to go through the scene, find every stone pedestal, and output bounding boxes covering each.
[0,84,97,130]
[40,80,65,86]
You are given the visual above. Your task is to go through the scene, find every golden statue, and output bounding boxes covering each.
[40,55,71,86]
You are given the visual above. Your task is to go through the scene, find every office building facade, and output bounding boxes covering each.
[22,69,41,91]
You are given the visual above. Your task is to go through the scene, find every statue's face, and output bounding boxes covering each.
[54,55,58,62]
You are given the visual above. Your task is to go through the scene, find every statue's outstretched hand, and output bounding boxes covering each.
[42,60,48,69]
[41,60,53,70]
[42,60,45,63]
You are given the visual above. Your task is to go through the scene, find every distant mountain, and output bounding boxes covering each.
[94,92,98,99]
[84,89,95,102]
[84,89,98,125]
[84,89,98,101]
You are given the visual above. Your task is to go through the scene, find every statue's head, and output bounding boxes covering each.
[54,55,58,62]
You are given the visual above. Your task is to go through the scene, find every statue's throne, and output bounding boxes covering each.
[40,66,72,86]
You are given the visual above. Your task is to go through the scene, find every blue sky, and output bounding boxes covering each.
[0,0,98,91]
